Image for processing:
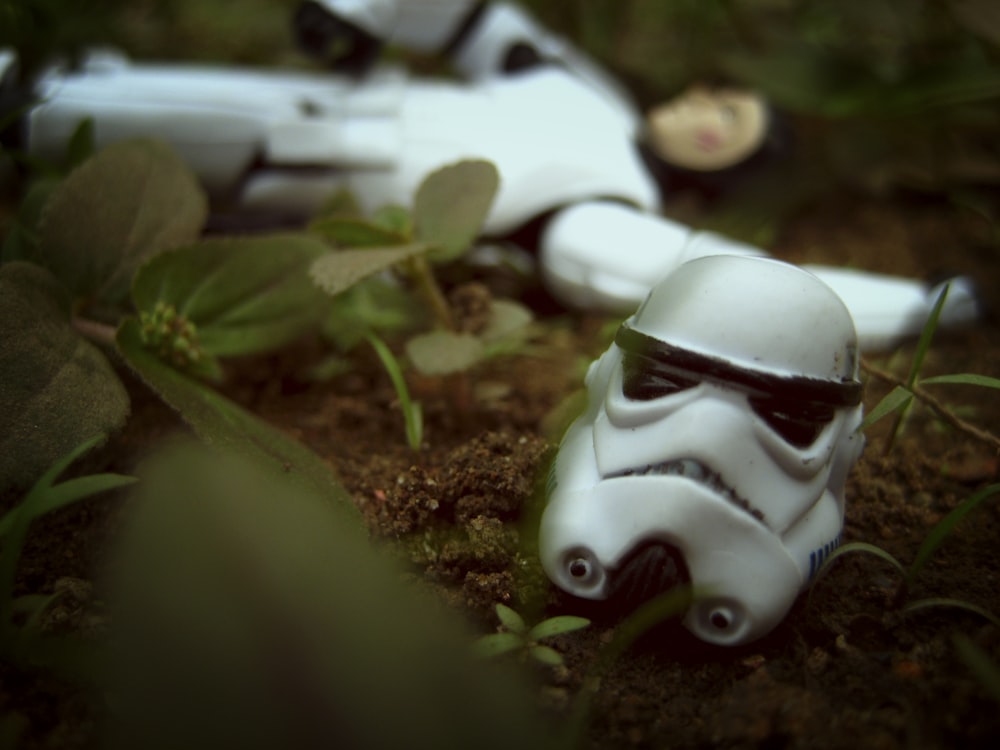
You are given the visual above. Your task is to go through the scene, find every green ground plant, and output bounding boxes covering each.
[0,136,359,510]
[309,159,535,441]
[0,434,135,677]
[473,602,590,667]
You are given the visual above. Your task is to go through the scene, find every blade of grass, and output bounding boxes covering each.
[367,333,423,450]
[921,373,1000,389]
[905,279,951,387]
[903,597,1000,628]
[907,483,1000,585]
[858,385,913,432]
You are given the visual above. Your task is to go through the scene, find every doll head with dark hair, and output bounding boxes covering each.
[640,83,788,200]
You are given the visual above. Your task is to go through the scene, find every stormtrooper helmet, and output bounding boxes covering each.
[539,255,865,645]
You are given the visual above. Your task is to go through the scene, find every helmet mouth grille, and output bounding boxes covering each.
[609,541,692,609]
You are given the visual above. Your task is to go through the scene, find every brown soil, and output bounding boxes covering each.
[3,190,1000,748]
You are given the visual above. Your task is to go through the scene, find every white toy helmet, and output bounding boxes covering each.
[539,255,865,645]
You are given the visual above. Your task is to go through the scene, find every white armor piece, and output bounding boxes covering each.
[539,255,866,646]
[12,1,979,350]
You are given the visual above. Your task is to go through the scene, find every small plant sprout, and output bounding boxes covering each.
[473,603,590,667]
[0,434,136,674]
[366,333,423,450]
[309,160,536,437]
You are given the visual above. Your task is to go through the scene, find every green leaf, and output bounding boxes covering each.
[116,317,359,522]
[858,385,913,433]
[132,233,330,358]
[529,644,565,666]
[471,632,523,658]
[36,139,208,303]
[529,615,591,641]
[406,330,485,376]
[0,263,130,494]
[414,160,500,262]
[311,245,427,297]
[907,484,1000,585]
[495,603,527,634]
[480,299,533,343]
[110,439,546,749]
[0,176,61,264]
[921,373,1000,389]
[310,216,409,248]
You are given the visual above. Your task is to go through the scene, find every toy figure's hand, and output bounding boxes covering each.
[293,1,383,77]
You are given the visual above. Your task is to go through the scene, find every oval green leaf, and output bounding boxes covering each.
[37,139,207,303]
[414,160,499,262]
[529,615,591,641]
[0,262,130,494]
[405,330,484,376]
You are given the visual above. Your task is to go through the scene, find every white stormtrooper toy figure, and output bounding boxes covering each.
[539,255,865,645]
[4,0,978,351]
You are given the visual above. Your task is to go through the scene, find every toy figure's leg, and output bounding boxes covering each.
[538,201,766,311]
[538,200,979,351]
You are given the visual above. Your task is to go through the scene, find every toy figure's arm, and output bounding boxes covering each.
[295,1,638,119]
[538,200,979,352]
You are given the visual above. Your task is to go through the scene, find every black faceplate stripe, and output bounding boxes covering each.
[615,324,862,407]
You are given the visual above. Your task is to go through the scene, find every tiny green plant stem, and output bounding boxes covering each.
[366,333,423,450]
[70,315,118,348]
[404,255,454,332]
[861,360,1000,452]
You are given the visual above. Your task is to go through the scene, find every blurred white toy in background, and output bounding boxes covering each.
[540,255,865,645]
[3,0,979,350]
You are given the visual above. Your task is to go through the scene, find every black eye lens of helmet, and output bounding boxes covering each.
[622,352,699,400]
[750,397,836,447]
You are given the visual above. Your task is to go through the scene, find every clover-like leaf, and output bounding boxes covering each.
[311,244,427,297]
[0,262,130,494]
[471,632,523,659]
[495,603,527,635]
[405,330,485,376]
[132,233,329,360]
[528,615,591,641]
[414,160,499,262]
[36,139,208,304]
[529,644,565,666]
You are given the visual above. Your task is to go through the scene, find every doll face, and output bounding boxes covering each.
[646,86,768,172]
